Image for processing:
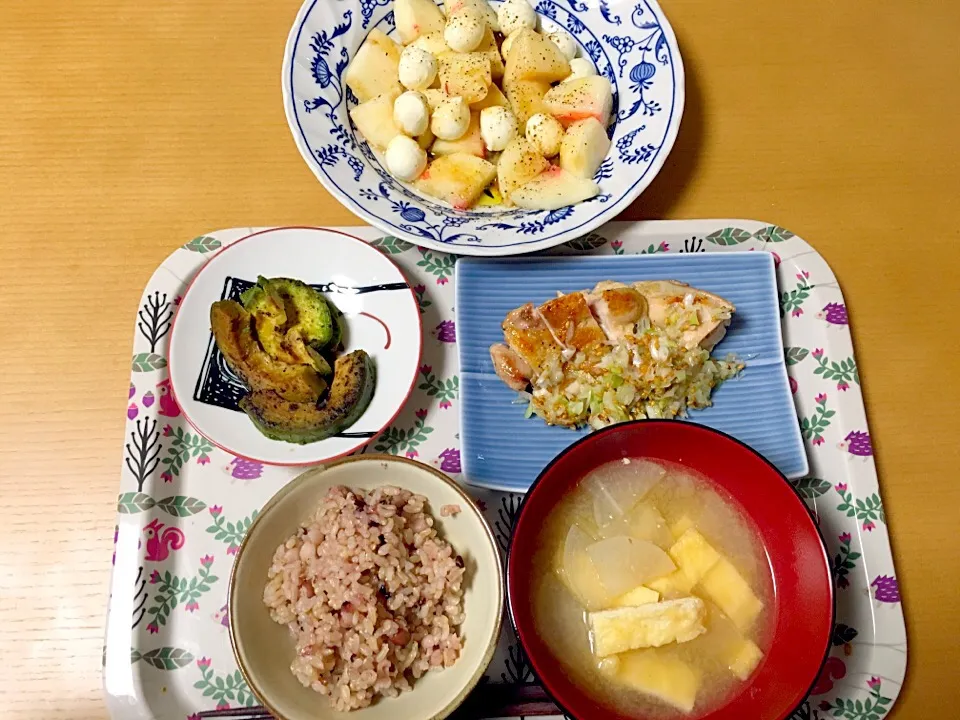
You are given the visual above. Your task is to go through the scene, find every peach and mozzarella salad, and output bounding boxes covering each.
[344,0,614,211]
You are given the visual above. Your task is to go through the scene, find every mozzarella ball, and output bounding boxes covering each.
[564,56,598,82]
[444,8,486,53]
[385,135,428,181]
[398,46,438,91]
[547,29,578,60]
[393,91,431,137]
[525,112,564,157]
[431,96,471,140]
[500,29,521,61]
[480,106,519,152]
[497,0,536,38]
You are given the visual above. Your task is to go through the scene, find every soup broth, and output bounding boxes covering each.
[531,458,773,718]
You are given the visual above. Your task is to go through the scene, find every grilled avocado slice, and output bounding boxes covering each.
[240,277,337,371]
[238,350,376,444]
[210,300,326,403]
[240,281,288,361]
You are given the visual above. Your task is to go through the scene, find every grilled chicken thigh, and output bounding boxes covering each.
[489,281,737,416]
[631,281,735,351]
[538,292,607,351]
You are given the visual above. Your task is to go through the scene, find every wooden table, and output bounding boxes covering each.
[1,0,957,717]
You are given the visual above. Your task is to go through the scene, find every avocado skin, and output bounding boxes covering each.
[238,350,376,444]
[209,300,326,403]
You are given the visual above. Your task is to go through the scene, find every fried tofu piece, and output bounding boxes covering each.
[501,303,562,374]
[632,280,735,351]
[588,597,707,656]
[538,292,607,350]
[618,650,701,713]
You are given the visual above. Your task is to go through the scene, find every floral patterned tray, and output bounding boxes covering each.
[104,222,906,720]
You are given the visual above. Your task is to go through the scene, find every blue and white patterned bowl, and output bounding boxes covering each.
[282,0,685,256]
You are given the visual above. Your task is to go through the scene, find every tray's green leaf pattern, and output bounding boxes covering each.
[416,248,456,285]
[206,507,258,554]
[155,496,207,517]
[800,393,835,445]
[753,225,795,243]
[183,236,221,253]
[833,531,862,589]
[565,233,607,251]
[418,365,459,408]
[812,349,860,390]
[144,557,218,633]
[785,347,809,365]
[194,660,257,708]
[705,227,752,246]
[820,678,893,720]
[118,492,156,514]
[133,647,195,670]
[790,477,831,499]
[833,623,859,646]
[373,412,434,456]
[836,487,885,530]
[370,235,414,254]
[160,426,213,480]
[132,353,167,372]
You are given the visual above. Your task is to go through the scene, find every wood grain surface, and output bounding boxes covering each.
[1,1,957,718]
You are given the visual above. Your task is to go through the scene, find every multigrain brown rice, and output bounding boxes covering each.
[263,485,465,711]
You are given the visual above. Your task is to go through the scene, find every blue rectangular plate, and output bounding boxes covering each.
[456,252,808,492]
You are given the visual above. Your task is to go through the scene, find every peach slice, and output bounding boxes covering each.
[411,31,451,57]
[349,88,403,149]
[544,76,614,128]
[344,29,403,103]
[509,165,600,210]
[415,152,497,209]
[471,82,509,111]
[395,0,446,44]
[497,137,549,198]
[504,78,550,129]
[560,117,612,179]
[503,28,571,86]
[431,112,486,157]
[438,52,492,104]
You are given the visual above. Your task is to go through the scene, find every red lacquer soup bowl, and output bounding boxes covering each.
[506,420,834,720]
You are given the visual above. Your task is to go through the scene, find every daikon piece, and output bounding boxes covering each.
[586,535,676,596]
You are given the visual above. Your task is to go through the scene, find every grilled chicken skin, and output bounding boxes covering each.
[501,303,562,374]
[489,343,534,391]
[538,292,607,351]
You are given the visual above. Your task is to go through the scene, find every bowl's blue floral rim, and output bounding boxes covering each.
[281,0,685,256]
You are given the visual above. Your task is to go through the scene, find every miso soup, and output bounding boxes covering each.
[530,458,773,718]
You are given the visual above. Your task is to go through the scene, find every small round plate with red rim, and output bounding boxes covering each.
[507,420,834,720]
[168,226,421,466]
